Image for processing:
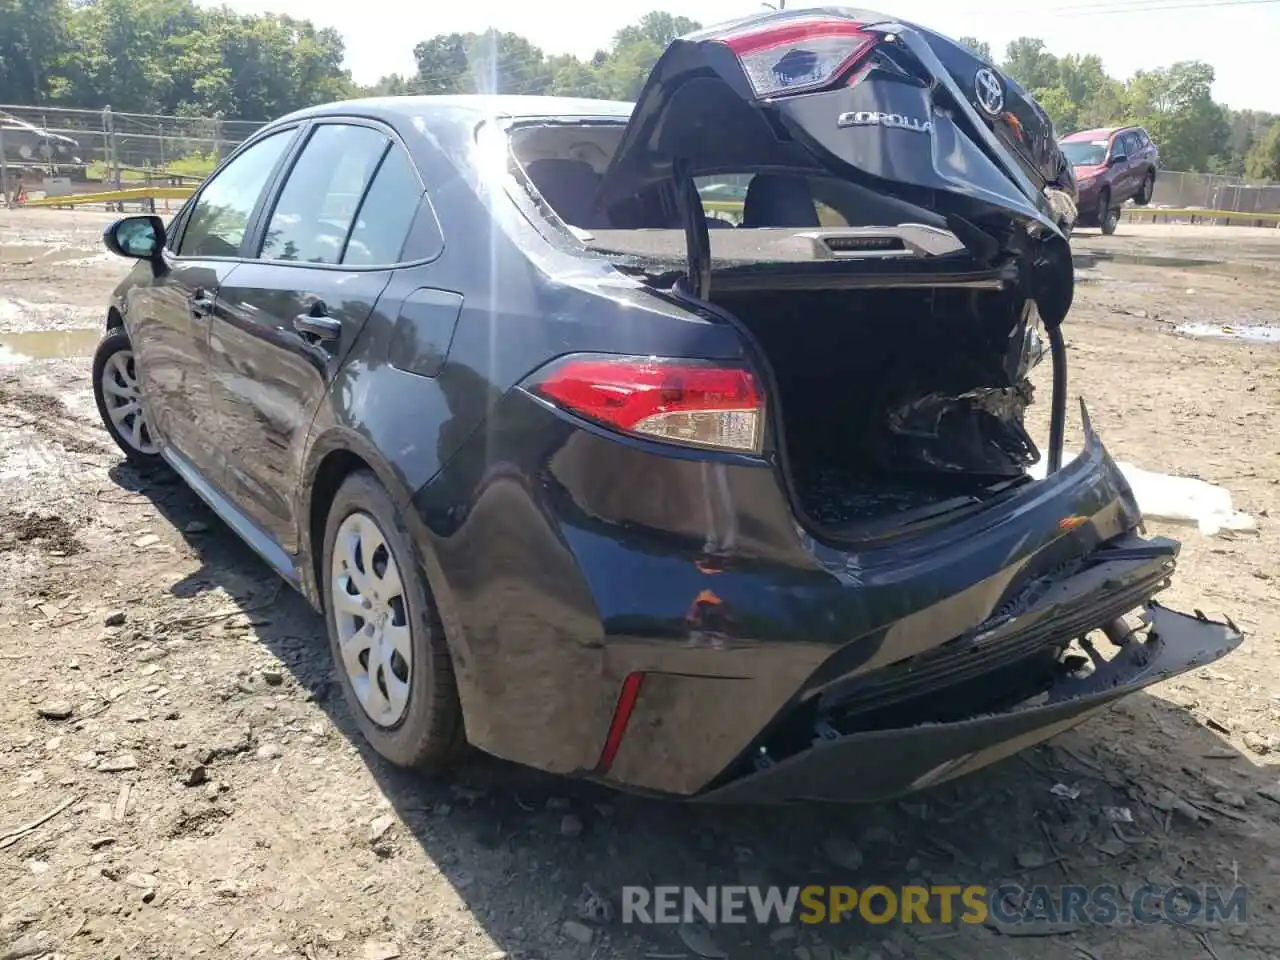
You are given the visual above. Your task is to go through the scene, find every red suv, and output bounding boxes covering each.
[1059,126,1159,235]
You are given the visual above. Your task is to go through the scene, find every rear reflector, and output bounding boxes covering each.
[528,355,764,454]
[597,671,645,774]
[718,17,875,99]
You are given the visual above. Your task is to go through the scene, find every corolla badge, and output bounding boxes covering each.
[974,67,1005,116]
[837,111,932,133]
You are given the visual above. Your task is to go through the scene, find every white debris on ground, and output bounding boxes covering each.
[1030,452,1257,537]
[1176,322,1280,345]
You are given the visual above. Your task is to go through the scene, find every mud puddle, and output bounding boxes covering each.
[0,327,101,363]
[1175,321,1280,344]
[1074,249,1279,275]
[0,242,99,266]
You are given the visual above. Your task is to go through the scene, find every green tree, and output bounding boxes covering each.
[3,3,1276,179]
[1244,124,1280,180]
[0,0,70,103]
[405,12,702,103]
[1031,84,1077,134]
[411,30,555,96]
[1127,61,1229,172]
[409,34,470,95]
[1220,109,1279,176]
[358,74,418,98]
[56,0,204,112]
[956,36,992,62]
[1002,38,1060,92]
[613,11,701,49]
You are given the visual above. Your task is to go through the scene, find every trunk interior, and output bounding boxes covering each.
[712,286,1044,537]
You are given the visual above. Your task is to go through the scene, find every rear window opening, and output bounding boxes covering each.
[507,122,960,267]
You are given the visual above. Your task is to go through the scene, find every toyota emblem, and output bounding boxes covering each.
[974,67,1005,116]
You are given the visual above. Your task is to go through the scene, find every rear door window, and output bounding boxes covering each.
[341,145,425,266]
[178,130,293,258]
[259,124,390,264]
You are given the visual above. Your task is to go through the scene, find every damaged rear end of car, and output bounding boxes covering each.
[471,8,1241,802]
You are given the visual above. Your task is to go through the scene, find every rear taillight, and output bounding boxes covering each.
[527,354,764,455]
[718,17,876,99]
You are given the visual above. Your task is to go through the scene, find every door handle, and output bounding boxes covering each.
[293,311,342,342]
[191,288,214,318]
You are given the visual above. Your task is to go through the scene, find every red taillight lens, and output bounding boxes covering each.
[527,354,764,455]
[718,17,876,99]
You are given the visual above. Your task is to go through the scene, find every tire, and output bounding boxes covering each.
[321,470,464,769]
[92,326,163,465]
[1135,171,1155,206]
[1098,191,1118,235]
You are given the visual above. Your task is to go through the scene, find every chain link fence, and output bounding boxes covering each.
[2,104,1278,221]
[1148,170,1280,219]
[1,104,265,204]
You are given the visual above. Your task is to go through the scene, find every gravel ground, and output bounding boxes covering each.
[1,208,1279,960]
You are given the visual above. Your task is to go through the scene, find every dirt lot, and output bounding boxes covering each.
[1,209,1279,960]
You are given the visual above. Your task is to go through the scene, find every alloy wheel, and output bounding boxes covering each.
[330,511,413,727]
[100,349,159,455]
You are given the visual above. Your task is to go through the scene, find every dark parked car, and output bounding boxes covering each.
[1059,125,1159,234]
[0,112,85,179]
[92,8,1238,803]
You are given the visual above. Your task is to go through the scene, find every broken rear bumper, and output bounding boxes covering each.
[696,604,1241,804]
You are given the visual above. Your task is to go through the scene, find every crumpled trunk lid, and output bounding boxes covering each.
[595,7,1073,326]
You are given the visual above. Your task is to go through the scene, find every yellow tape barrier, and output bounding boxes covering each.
[1118,206,1280,224]
[703,199,1280,225]
[18,185,196,208]
[15,189,1280,225]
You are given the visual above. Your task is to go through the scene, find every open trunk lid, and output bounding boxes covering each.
[594,6,1073,326]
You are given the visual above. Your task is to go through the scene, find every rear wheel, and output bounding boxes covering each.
[1135,171,1155,206]
[92,326,162,464]
[321,470,464,769]
[1098,191,1119,235]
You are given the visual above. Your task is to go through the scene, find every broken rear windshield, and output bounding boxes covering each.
[508,122,950,267]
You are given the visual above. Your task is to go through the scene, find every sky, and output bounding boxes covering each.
[202,0,1279,112]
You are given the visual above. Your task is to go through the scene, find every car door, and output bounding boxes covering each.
[209,120,430,553]
[128,128,296,477]
[1136,130,1156,176]
[1112,133,1138,201]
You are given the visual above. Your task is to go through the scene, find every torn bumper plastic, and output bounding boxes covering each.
[697,603,1242,804]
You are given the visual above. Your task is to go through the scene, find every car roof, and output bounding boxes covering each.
[1062,125,1141,142]
[276,94,635,128]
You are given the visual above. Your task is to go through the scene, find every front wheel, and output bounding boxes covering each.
[321,470,464,770]
[92,326,163,464]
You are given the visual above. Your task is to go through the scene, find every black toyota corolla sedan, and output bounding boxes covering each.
[92,8,1238,803]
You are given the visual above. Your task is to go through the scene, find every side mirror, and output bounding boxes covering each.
[1109,153,1127,166]
[103,215,165,260]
